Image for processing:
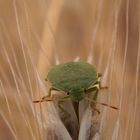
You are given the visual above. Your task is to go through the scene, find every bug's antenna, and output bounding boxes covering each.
[33,97,53,103]
[86,98,119,110]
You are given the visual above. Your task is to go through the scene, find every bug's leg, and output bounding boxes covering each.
[42,87,59,99]
[88,81,108,91]
[86,98,119,110]
[45,78,48,81]
[98,73,102,77]
[58,96,71,117]
[86,85,100,107]
[86,82,107,99]
[86,87,101,114]
[33,87,59,103]
[86,86,118,111]
[86,85,99,96]
[97,73,108,90]
[98,81,108,90]
[33,97,53,103]
[89,87,99,107]
[86,86,119,110]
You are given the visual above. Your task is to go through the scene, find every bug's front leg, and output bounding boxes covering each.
[97,73,108,90]
[33,87,59,103]
[86,87,119,110]
[98,81,108,90]
[86,84,100,104]
[42,87,59,100]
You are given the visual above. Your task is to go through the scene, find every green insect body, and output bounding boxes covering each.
[34,62,118,116]
[47,62,98,102]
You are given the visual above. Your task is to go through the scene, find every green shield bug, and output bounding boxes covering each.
[34,62,118,116]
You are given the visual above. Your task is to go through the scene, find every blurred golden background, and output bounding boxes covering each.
[0,0,140,140]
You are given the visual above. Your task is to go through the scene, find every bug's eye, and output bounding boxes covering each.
[67,92,70,95]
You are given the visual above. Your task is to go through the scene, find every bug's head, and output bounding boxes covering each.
[69,88,85,102]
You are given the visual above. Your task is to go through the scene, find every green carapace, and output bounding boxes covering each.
[47,62,98,101]
[34,62,118,115]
